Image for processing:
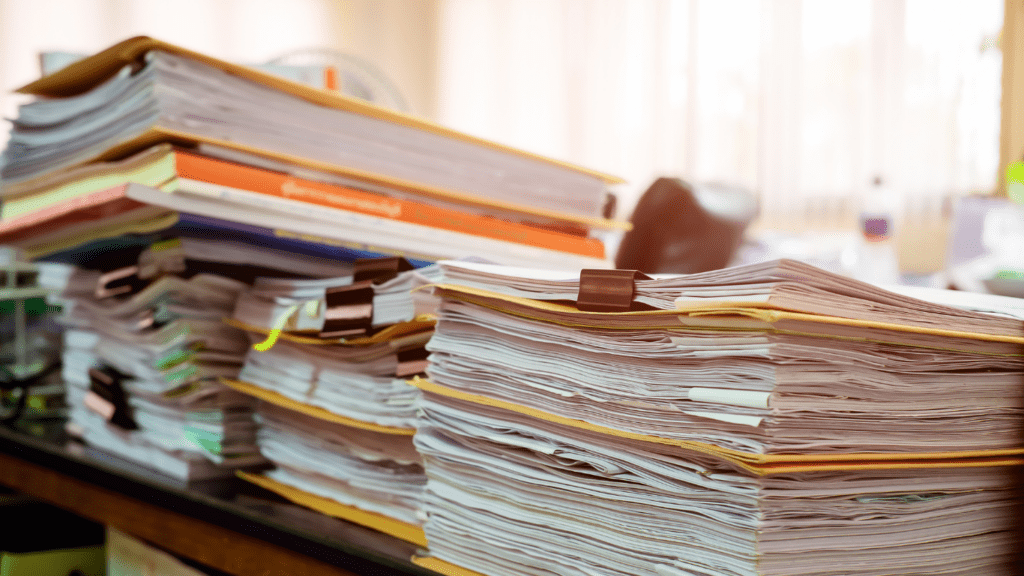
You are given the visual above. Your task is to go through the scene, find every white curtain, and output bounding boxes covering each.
[436,0,1003,222]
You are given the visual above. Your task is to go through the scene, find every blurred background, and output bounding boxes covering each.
[0,5,1020,573]
[0,0,1014,282]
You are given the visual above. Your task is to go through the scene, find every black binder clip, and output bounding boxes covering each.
[395,347,430,377]
[576,269,651,312]
[321,282,375,338]
[319,257,414,339]
[85,366,138,431]
[353,257,414,284]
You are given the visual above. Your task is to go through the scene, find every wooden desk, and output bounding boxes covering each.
[0,422,434,576]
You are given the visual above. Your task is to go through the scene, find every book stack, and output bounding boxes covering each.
[410,259,1024,576]
[38,242,264,480]
[221,260,439,545]
[0,36,627,269]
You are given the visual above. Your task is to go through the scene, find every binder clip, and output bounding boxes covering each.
[395,347,430,377]
[576,269,652,312]
[321,282,375,338]
[84,366,138,431]
[353,256,414,284]
[319,257,414,339]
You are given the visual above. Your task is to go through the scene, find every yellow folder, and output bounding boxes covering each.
[219,377,415,436]
[411,377,1024,476]
[236,471,427,547]
[429,283,1024,350]
[411,556,488,576]
[412,283,1024,475]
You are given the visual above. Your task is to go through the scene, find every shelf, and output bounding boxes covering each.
[0,287,48,301]
[0,420,436,576]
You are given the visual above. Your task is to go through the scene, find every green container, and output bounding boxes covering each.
[0,497,105,576]
[0,546,104,576]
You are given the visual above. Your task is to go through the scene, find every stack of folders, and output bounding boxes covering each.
[222,259,439,546]
[410,259,1024,576]
[0,37,626,269]
[38,241,265,481]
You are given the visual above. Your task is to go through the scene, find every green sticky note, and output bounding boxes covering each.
[154,348,195,371]
[994,269,1024,280]
[184,426,222,454]
[1007,162,1024,203]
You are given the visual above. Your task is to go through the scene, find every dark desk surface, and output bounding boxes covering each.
[0,419,436,576]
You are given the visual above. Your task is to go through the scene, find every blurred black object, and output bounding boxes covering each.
[0,364,60,425]
[0,497,105,553]
[615,177,758,274]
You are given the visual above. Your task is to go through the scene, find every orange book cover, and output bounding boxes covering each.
[171,151,607,259]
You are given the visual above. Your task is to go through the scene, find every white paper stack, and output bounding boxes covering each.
[237,338,420,429]
[231,268,439,336]
[223,263,439,543]
[41,258,264,480]
[416,396,1021,576]
[256,402,425,526]
[1,49,611,220]
[410,259,1024,576]
[1,37,628,272]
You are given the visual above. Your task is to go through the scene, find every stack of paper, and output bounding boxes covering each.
[39,249,264,481]
[3,40,613,218]
[222,264,437,544]
[231,269,436,338]
[252,403,425,528]
[234,338,421,429]
[0,37,627,269]
[410,259,1024,576]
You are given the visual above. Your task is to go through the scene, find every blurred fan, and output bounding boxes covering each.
[264,48,409,112]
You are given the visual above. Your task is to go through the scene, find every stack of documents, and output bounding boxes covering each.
[39,248,264,481]
[0,37,626,269]
[249,403,426,529]
[3,39,613,218]
[223,263,437,544]
[410,259,1024,576]
[231,269,436,340]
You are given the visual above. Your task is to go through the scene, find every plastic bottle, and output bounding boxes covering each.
[852,177,901,285]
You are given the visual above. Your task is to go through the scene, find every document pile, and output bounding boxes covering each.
[0,37,625,269]
[0,34,645,547]
[39,242,263,480]
[411,259,1024,576]
[224,259,438,545]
